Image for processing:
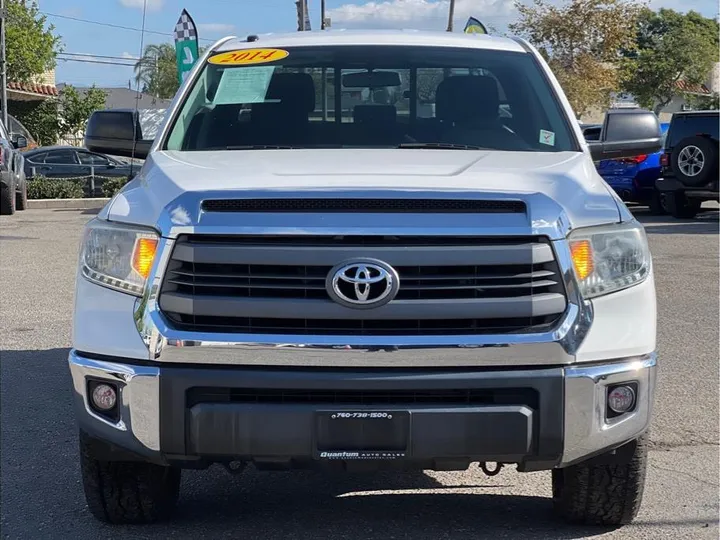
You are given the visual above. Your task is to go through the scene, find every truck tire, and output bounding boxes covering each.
[665,191,701,219]
[0,184,15,215]
[15,180,27,211]
[671,136,718,187]
[80,434,181,524]
[647,188,665,216]
[552,432,648,526]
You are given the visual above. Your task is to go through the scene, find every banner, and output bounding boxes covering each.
[464,17,488,34]
[174,9,200,84]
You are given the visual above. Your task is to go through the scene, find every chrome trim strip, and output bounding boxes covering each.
[152,190,575,240]
[560,352,657,466]
[132,227,593,367]
[68,352,162,453]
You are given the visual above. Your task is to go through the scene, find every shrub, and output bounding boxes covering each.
[27,176,84,199]
[102,176,130,198]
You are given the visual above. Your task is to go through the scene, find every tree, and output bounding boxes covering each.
[509,0,644,118]
[620,9,719,114]
[10,85,107,145]
[134,44,178,99]
[59,86,107,140]
[5,0,61,83]
[8,100,61,146]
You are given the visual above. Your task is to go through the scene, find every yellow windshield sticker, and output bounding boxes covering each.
[208,48,289,66]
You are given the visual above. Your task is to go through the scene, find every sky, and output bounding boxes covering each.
[39,0,720,88]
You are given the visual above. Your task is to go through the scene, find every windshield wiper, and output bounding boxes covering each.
[397,142,489,150]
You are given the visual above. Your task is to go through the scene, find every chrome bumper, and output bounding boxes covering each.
[69,351,656,468]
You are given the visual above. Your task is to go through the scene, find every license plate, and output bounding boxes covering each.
[315,410,410,460]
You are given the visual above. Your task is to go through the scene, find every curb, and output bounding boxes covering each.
[28,198,111,210]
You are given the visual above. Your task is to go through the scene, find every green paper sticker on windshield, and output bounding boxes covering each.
[539,129,555,146]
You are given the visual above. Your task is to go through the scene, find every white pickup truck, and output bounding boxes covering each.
[71,30,661,527]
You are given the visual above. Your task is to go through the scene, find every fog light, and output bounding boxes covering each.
[91,383,117,411]
[607,385,636,414]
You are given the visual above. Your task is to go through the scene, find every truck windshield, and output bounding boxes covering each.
[164,45,577,153]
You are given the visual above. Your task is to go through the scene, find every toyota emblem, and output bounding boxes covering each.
[326,259,400,309]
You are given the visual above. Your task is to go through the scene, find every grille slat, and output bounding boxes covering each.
[187,387,539,408]
[165,314,559,335]
[159,234,568,335]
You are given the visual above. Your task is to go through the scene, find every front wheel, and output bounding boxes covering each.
[0,184,15,215]
[80,433,181,524]
[647,189,665,216]
[15,180,28,211]
[665,191,701,219]
[552,432,649,526]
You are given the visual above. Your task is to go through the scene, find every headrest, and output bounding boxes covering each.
[265,72,316,113]
[435,76,499,125]
[353,105,397,124]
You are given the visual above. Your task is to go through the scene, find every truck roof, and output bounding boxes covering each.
[215,29,527,54]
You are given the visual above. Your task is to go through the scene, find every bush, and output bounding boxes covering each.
[102,176,130,198]
[27,176,84,199]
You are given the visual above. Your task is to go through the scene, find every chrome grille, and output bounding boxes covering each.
[159,234,567,335]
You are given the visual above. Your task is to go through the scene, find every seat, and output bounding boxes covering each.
[351,105,401,145]
[250,72,316,144]
[434,75,526,150]
[436,75,500,129]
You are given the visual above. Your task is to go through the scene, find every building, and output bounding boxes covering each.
[55,84,172,110]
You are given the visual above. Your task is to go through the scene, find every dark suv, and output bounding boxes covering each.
[0,118,28,215]
[656,110,719,218]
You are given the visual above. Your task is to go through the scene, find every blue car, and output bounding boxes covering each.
[597,122,669,214]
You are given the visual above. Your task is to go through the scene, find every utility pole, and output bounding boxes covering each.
[295,0,305,31]
[321,0,326,30]
[0,0,8,127]
[446,0,455,32]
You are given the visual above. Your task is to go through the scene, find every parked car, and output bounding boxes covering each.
[0,118,28,215]
[6,114,39,151]
[596,123,669,214]
[24,146,135,197]
[656,110,719,218]
[72,32,661,527]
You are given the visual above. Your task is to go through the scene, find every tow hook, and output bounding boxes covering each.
[223,461,246,475]
[479,462,504,476]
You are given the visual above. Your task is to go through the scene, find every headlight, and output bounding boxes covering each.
[80,219,159,296]
[567,220,651,299]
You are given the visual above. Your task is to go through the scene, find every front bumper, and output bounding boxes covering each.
[69,350,656,471]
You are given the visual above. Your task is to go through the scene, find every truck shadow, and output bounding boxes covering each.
[161,471,613,539]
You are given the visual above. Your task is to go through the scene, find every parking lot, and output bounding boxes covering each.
[1,206,718,539]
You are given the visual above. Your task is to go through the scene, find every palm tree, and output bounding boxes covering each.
[134,43,178,99]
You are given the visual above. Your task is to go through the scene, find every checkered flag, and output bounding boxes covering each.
[174,10,197,43]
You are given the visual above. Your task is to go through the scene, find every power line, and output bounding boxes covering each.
[41,11,215,43]
[57,57,137,67]
[59,52,140,61]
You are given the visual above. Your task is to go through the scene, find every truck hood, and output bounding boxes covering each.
[105,149,622,239]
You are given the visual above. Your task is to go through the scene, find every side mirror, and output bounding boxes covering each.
[85,109,152,159]
[588,109,662,161]
[13,135,27,149]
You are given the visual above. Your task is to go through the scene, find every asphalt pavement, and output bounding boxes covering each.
[1,206,718,539]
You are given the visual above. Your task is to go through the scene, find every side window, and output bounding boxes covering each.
[78,152,109,166]
[44,150,78,164]
[27,152,48,164]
